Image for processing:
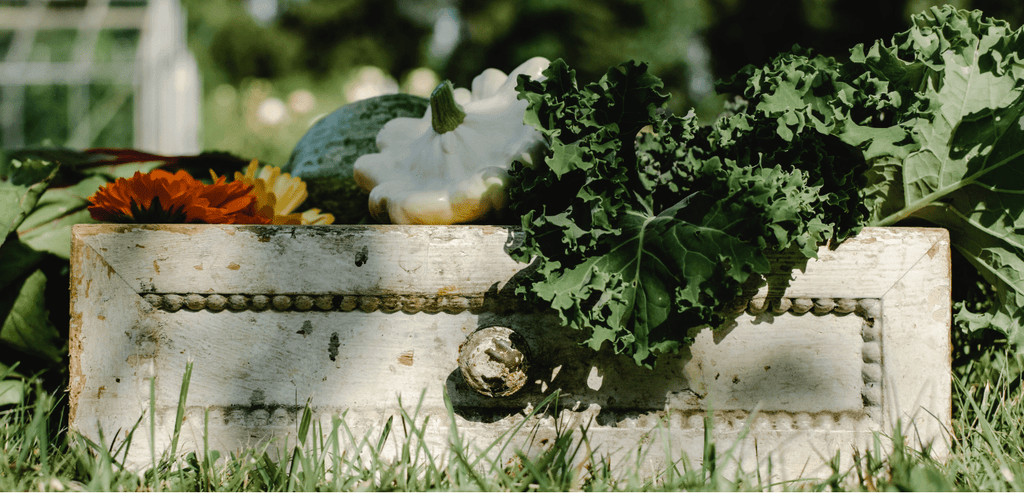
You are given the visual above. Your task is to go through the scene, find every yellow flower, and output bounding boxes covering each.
[212,160,334,225]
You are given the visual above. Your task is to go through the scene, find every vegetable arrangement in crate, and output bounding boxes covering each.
[3,5,1023,398]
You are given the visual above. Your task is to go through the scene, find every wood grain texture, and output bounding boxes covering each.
[76,224,526,295]
[69,225,951,480]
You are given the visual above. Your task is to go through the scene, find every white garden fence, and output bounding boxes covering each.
[0,0,200,154]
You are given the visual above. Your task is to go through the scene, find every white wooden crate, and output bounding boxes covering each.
[69,224,951,480]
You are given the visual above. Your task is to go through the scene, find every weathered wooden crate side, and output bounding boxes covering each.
[69,224,951,480]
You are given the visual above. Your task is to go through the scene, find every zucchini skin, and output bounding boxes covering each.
[284,93,429,224]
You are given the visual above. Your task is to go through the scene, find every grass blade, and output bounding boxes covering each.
[168,360,194,460]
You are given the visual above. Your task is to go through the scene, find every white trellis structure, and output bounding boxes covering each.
[0,0,200,154]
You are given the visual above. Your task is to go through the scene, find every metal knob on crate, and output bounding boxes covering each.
[457,326,530,397]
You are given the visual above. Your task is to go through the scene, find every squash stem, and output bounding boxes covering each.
[430,80,466,134]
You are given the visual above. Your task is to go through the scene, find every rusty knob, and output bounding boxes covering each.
[457,326,530,397]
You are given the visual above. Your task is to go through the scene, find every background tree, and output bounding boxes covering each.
[180,0,1023,167]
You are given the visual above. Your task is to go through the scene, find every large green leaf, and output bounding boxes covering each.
[0,269,62,366]
[16,176,108,259]
[534,196,768,366]
[861,7,1024,226]
[12,157,159,259]
[0,237,46,292]
[0,159,59,246]
[909,92,1024,344]
[0,382,25,407]
[849,8,1024,346]
[0,361,26,407]
[897,52,1020,217]
[524,153,828,366]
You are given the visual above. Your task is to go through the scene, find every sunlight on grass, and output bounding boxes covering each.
[2,350,1023,491]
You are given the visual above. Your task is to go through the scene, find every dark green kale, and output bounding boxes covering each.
[509,6,1024,365]
[509,59,867,367]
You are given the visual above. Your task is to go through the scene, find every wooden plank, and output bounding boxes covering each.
[76,224,527,295]
[69,227,157,448]
[69,225,951,480]
[757,227,949,299]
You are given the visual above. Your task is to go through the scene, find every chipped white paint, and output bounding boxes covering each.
[587,366,604,391]
[69,225,951,481]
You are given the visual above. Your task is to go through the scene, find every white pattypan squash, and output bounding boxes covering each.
[353,57,550,224]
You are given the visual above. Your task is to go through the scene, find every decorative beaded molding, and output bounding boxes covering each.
[730,296,884,423]
[450,409,881,434]
[143,292,884,424]
[141,292,539,315]
[144,292,877,318]
[166,406,876,434]
[853,299,884,420]
[568,296,884,430]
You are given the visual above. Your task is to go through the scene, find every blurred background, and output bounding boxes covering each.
[1,0,1022,168]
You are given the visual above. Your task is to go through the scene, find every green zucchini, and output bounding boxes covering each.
[284,93,429,224]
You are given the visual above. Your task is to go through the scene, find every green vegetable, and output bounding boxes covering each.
[284,93,430,224]
[509,60,861,367]
[842,7,1024,346]
[510,6,1024,365]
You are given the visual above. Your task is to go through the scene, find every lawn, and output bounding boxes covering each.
[1,340,1022,491]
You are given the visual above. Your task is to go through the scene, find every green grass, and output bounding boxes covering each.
[2,348,1023,491]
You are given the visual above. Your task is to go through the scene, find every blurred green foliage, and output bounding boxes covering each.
[5,0,1023,161]
[180,0,1023,168]
[0,26,136,150]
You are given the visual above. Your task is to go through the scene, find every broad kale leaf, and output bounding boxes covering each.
[510,60,860,367]
[913,91,1024,346]
[847,7,1024,345]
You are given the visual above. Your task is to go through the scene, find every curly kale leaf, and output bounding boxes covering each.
[510,60,851,367]
[510,6,1024,363]
[717,48,898,239]
[718,6,1024,349]
[511,59,670,265]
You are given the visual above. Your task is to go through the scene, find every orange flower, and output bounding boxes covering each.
[88,169,270,224]
[196,174,271,224]
[212,160,334,225]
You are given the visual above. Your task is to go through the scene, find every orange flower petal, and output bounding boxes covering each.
[89,168,271,224]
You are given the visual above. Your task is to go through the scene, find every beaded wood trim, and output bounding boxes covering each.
[142,292,536,314]
[143,293,883,424]
[143,292,878,318]
[174,404,878,433]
